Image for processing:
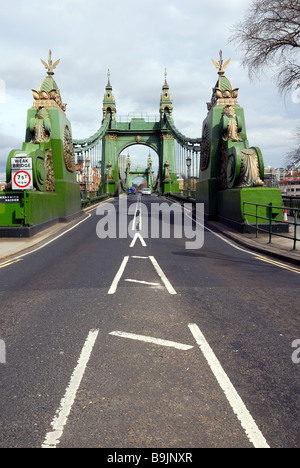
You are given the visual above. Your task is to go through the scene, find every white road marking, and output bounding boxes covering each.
[132,197,142,231]
[130,233,147,247]
[149,256,177,295]
[2,197,114,264]
[125,279,161,287]
[110,330,193,351]
[189,323,270,449]
[9,213,92,262]
[108,256,130,294]
[189,211,300,274]
[108,256,176,295]
[42,329,99,449]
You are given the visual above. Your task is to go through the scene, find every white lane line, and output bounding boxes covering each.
[42,329,99,449]
[2,212,92,264]
[110,331,193,351]
[108,256,130,295]
[125,279,161,287]
[189,323,270,449]
[1,197,114,264]
[132,197,142,232]
[149,256,177,295]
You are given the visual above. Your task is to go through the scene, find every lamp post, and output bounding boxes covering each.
[169,166,172,194]
[85,157,90,198]
[106,168,109,194]
[186,155,191,198]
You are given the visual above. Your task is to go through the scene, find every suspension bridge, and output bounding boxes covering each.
[0,49,284,235]
[1,52,300,451]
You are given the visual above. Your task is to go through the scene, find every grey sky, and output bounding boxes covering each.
[0,0,299,176]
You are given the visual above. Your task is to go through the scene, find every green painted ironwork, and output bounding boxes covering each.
[243,201,300,251]
[0,51,81,233]
[0,50,289,235]
[72,72,180,196]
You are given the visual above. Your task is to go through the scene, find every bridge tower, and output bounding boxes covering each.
[0,51,81,236]
[196,51,284,230]
[99,71,178,196]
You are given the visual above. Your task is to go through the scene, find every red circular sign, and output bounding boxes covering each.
[13,170,32,188]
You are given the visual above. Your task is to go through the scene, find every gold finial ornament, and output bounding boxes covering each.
[211,50,231,76]
[41,50,60,77]
[32,49,66,114]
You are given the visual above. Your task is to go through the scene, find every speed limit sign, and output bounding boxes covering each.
[12,170,33,190]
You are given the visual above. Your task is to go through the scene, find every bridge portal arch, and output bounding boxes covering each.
[73,71,193,196]
[118,142,159,189]
[100,118,177,195]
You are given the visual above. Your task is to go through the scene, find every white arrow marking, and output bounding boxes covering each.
[130,233,147,247]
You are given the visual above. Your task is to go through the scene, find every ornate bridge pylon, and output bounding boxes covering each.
[74,71,187,195]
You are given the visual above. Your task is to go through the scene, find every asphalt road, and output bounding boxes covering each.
[0,194,300,450]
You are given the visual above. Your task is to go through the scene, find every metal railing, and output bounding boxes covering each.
[116,113,159,123]
[243,202,300,251]
[81,193,110,210]
[282,196,300,215]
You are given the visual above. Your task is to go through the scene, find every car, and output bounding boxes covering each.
[141,188,151,196]
[127,187,136,195]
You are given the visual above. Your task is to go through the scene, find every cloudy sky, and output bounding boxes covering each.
[0,0,299,178]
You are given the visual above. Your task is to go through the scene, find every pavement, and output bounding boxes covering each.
[0,212,88,262]
[0,207,299,267]
[207,219,300,267]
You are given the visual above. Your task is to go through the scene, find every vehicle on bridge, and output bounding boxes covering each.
[127,187,136,195]
[141,188,151,196]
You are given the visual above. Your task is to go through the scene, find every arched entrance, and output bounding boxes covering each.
[100,119,178,195]
[119,146,157,191]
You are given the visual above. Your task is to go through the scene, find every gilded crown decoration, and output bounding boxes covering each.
[32,49,67,114]
[207,49,239,111]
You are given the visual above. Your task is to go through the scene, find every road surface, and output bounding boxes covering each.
[0,195,300,449]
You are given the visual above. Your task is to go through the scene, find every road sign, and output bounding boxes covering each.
[11,157,33,190]
[12,170,33,190]
[11,157,33,170]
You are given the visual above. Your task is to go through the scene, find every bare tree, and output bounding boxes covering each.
[286,127,300,168]
[230,0,300,95]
